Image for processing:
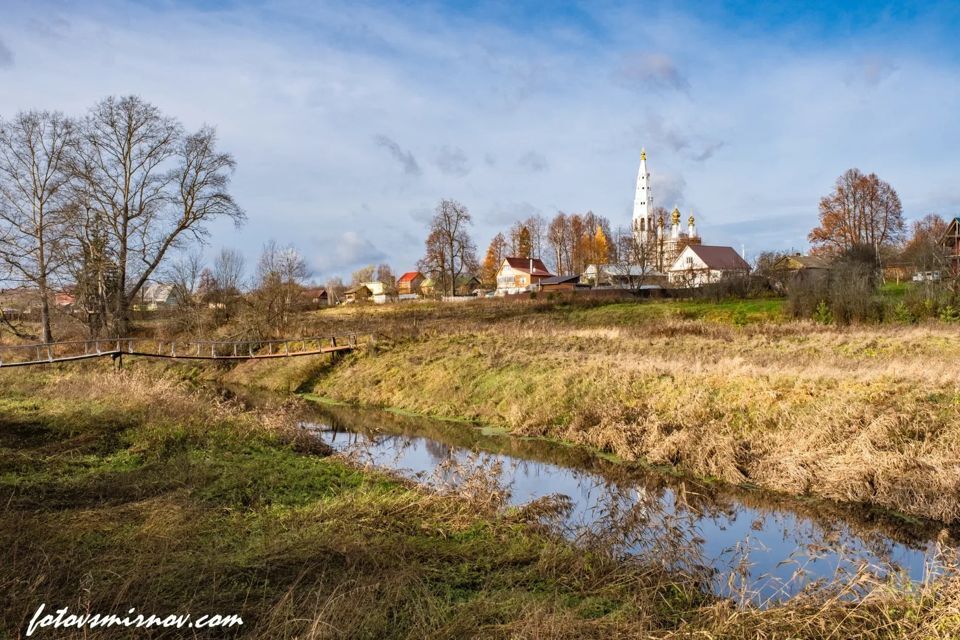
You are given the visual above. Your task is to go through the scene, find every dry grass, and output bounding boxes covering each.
[2,366,960,638]
[294,317,960,524]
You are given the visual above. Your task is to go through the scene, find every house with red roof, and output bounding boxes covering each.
[495,257,553,295]
[397,271,425,298]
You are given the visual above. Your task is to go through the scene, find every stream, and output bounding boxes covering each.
[295,398,952,605]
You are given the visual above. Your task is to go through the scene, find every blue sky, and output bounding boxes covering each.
[2,0,960,280]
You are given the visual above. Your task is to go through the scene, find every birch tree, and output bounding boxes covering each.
[0,111,75,343]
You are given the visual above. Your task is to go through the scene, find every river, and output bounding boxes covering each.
[295,398,952,605]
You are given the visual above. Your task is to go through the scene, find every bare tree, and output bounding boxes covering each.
[350,265,375,286]
[375,263,396,296]
[251,241,309,336]
[325,276,346,305]
[164,250,206,332]
[70,96,244,336]
[212,248,246,303]
[0,111,76,342]
[547,213,570,275]
[418,199,477,296]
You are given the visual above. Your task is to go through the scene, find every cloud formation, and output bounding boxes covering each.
[1,1,959,276]
[314,231,387,274]
[374,134,421,176]
[518,150,548,172]
[0,37,13,68]
[434,145,469,177]
[618,52,689,93]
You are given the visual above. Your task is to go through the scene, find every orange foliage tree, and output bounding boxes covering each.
[809,168,905,262]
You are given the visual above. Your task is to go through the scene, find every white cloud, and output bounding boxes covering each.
[0,0,958,275]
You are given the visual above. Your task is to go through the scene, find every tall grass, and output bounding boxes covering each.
[301,320,960,524]
[2,367,959,637]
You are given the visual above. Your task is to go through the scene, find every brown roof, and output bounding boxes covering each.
[397,271,423,283]
[685,245,751,271]
[540,274,581,286]
[503,257,552,276]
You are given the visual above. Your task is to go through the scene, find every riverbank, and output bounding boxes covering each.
[2,366,958,638]
[228,310,960,525]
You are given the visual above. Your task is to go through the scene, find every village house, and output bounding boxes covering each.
[770,253,832,289]
[455,275,483,296]
[364,281,395,304]
[582,264,663,288]
[495,257,553,295]
[136,283,179,311]
[299,286,328,309]
[396,271,425,299]
[667,245,750,287]
[343,284,371,304]
[538,274,584,293]
[941,217,960,275]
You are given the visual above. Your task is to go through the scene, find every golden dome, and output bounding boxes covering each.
[688,214,695,225]
[671,206,681,225]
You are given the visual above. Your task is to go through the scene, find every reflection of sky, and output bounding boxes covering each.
[317,427,932,603]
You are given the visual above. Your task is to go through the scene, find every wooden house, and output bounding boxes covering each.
[344,284,372,304]
[941,217,960,275]
[538,274,583,293]
[299,286,328,309]
[397,271,425,298]
[495,257,553,294]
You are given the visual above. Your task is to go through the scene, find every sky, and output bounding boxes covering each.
[2,0,960,281]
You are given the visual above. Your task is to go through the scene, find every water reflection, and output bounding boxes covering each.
[307,402,954,604]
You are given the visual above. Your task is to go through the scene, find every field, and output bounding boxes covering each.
[2,366,959,639]
[219,297,960,524]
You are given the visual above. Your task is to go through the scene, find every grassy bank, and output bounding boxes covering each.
[2,366,959,638]
[272,313,960,525]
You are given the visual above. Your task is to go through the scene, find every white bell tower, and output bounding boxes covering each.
[632,149,653,245]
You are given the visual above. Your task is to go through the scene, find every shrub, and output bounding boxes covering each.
[813,300,832,324]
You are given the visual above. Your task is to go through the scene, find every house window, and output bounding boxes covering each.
[686,257,693,266]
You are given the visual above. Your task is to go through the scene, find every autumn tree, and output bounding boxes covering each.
[0,111,76,342]
[900,213,948,273]
[809,169,905,265]
[418,198,478,297]
[70,95,244,336]
[481,232,507,287]
[593,226,611,265]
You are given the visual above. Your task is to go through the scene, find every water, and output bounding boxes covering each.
[299,400,953,604]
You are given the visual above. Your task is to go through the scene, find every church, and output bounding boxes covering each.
[631,149,702,272]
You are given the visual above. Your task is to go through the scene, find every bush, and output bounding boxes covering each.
[788,259,880,324]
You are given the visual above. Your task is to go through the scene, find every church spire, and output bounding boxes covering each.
[632,148,652,246]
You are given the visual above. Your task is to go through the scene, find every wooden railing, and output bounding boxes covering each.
[0,334,367,368]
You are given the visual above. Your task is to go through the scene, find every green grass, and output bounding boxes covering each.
[1,367,955,638]
[0,367,707,639]
[561,298,786,326]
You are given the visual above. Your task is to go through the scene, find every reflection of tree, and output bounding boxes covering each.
[424,438,452,465]
[303,400,943,604]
